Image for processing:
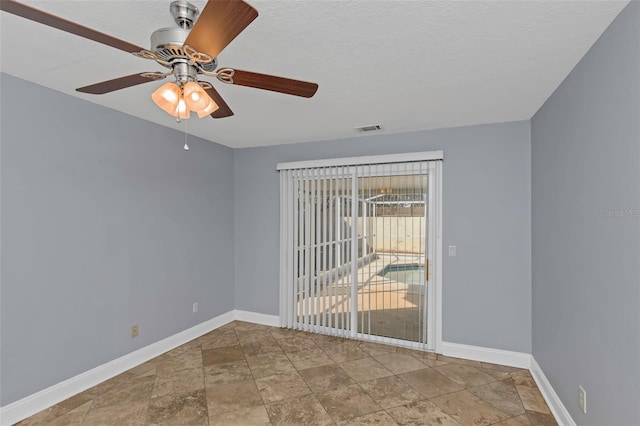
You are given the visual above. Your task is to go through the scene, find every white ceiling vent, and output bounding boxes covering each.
[355,124,383,133]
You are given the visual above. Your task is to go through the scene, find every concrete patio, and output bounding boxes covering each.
[296,253,428,342]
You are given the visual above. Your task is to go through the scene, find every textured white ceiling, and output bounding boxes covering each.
[0,0,629,148]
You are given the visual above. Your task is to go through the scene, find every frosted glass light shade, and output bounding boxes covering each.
[196,96,219,118]
[172,98,190,119]
[151,82,180,115]
[183,82,210,111]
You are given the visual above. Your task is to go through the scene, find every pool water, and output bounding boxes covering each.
[379,264,426,285]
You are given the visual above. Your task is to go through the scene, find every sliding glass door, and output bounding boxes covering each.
[279,157,441,350]
[356,171,427,343]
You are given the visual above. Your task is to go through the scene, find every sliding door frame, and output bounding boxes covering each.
[278,151,443,353]
[427,160,443,352]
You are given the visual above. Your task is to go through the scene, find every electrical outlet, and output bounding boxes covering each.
[579,385,586,414]
[448,245,456,256]
[131,324,139,338]
[193,302,198,313]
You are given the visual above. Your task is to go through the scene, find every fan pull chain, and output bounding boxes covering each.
[184,117,189,151]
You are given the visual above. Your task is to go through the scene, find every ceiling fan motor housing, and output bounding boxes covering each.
[150,27,217,73]
[150,27,188,51]
[148,1,218,77]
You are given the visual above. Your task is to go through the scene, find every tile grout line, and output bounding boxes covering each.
[233,324,273,423]
[197,338,211,426]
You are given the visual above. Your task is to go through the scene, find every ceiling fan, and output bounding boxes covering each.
[0,0,319,120]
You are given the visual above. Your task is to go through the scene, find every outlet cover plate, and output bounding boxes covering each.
[579,385,586,413]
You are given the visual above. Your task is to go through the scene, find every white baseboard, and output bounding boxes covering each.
[530,357,576,426]
[440,341,532,369]
[234,309,280,327]
[0,310,235,426]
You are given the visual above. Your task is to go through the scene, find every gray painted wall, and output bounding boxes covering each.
[531,2,640,425]
[0,74,236,406]
[234,121,532,353]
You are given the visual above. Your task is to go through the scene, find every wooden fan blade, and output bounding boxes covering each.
[204,86,234,118]
[0,0,145,53]
[76,73,161,95]
[229,70,318,98]
[184,0,258,59]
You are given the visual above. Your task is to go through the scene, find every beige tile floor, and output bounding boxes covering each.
[17,321,557,426]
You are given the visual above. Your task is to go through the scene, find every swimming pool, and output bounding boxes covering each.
[378,263,426,285]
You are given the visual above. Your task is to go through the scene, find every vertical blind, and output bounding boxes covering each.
[279,154,441,348]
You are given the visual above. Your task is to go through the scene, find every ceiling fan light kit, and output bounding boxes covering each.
[196,97,220,118]
[151,80,219,121]
[183,81,211,111]
[151,82,205,120]
[1,0,319,122]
